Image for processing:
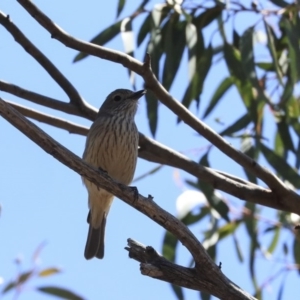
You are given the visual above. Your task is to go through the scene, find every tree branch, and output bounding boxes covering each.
[16,0,300,206]
[0,11,94,119]
[0,97,256,299]
[125,239,256,300]
[6,100,89,135]
[0,80,92,118]
[8,98,300,215]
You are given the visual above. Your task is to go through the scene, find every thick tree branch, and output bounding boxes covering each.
[8,99,300,215]
[16,0,300,206]
[0,97,255,299]
[125,239,256,300]
[0,11,94,119]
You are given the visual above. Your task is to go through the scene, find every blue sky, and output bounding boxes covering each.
[0,1,298,299]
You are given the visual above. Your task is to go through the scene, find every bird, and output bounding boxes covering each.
[82,88,146,260]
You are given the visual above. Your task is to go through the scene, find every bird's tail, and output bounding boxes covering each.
[84,211,106,259]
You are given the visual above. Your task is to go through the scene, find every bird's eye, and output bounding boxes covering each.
[113,95,122,101]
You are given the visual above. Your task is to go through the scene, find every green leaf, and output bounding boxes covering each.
[217,221,241,240]
[274,131,284,157]
[181,45,213,110]
[120,17,135,87]
[282,18,300,83]
[240,26,256,83]
[73,21,122,62]
[116,0,126,18]
[162,231,184,300]
[185,22,204,85]
[241,136,258,184]
[276,115,295,153]
[38,286,84,300]
[145,90,158,136]
[132,165,163,183]
[38,267,61,277]
[256,62,275,72]
[293,238,300,274]
[280,78,294,106]
[2,271,33,294]
[267,226,280,254]
[233,234,244,262]
[269,0,289,7]
[260,142,300,188]
[233,29,240,49]
[244,203,260,292]
[277,276,286,300]
[192,5,223,29]
[162,231,177,262]
[137,13,151,47]
[219,113,252,136]
[296,139,300,169]
[223,42,245,82]
[181,206,210,225]
[264,21,283,84]
[240,26,272,111]
[200,291,211,300]
[162,18,186,90]
[203,77,234,118]
[172,285,184,300]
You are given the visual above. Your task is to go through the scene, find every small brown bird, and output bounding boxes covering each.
[82,89,145,260]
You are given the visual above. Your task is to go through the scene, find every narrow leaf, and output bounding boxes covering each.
[269,0,289,7]
[185,22,201,83]
[266,226,280,254]
[38,286,84,300]
[145,90,158,136]
[260,142,300,188]
[233,234,244,262]
[192,5,223,29]
[241,136,258,183]
[256,62,275,72]
[181,45,213,109]
[137,13,151,47]
[282,18,300,83]
[162,18,186,90]
[73,21,122,62]
[121,17,135,87]
[181,207,210,225]
[132,165,163,183]
[293,239,300,274]
[203,77,234,118]
[39,267,61,277]
[116,0,126,18]
[276,115,295,153]
[264,21,283,83]
[2,271,33,294]
[219,113,252,136]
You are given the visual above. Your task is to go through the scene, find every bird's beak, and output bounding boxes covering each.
[128,89,146,100]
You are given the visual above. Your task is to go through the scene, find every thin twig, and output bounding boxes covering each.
[6,100,89,135]
[0,11,94,119]
[0,80,92,118]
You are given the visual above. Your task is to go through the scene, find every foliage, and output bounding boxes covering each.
[73,0,300,299]
[1,244,84,300]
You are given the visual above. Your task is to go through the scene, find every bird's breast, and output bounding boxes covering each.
[83,118,139,185]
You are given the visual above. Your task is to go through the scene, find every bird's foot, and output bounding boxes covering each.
[129,186,139,204]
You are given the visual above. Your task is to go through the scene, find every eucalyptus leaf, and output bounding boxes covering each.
[73,21,122,62]
[37,286,84,300]
[260,142,300,188]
